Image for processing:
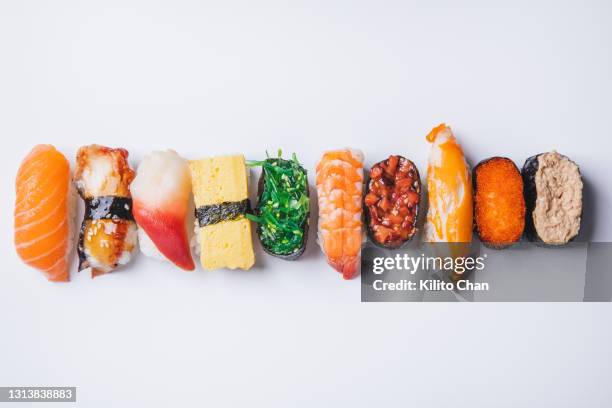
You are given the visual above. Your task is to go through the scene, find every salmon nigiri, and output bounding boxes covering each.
[131,150,195,271]
[423,124,473,245]
[14,145,75,282]
[315,149,364,279]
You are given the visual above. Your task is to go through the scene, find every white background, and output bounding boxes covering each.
[1,1,611,407]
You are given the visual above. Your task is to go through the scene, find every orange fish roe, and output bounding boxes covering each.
[473,157,525,247]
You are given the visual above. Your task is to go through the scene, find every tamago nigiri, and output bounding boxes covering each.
[131,150,195,271]
[14,145,76,282]
[189,155,255,270]
[423,124,473,247]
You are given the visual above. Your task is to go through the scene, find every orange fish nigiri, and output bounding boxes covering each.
[131,150,195,271]
[315,149,364,279]
[14,145,75,282]
[424,124,473,245]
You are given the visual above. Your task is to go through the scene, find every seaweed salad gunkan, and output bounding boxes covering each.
[247,151,310,260]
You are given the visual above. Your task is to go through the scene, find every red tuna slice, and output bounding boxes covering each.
[133,202,195,271]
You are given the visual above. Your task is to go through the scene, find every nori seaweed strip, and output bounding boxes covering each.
[84,196,134,221]
[78,196,134,271]
[77,220,89,272]
[521,154,540,244]
[196,199,251,227]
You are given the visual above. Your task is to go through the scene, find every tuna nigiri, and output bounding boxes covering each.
[74,145,138,277]
[14,145,76,282]
[423,124,473,249]
[131,150,195,271]
[315,149,364,279]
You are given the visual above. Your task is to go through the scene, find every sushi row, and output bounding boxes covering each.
[13,124,583,282]
[13,146,308,281]
[423,124,583,249]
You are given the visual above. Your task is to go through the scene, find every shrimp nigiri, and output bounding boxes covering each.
[423,124,473,248]
[315,149,364,279]
[131,150,195,271]
[14,145,76,282]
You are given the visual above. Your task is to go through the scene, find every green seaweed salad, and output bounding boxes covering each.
[246,151,309,257]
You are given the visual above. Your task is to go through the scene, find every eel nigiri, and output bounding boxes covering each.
[131,150,195,270]
[189,155,255,270]
[74,145,138,277]
[14,145,76,282]
[423,124,473,246]
[315,149,364,279]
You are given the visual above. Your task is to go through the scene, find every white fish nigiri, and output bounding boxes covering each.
[131,150,195,271]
